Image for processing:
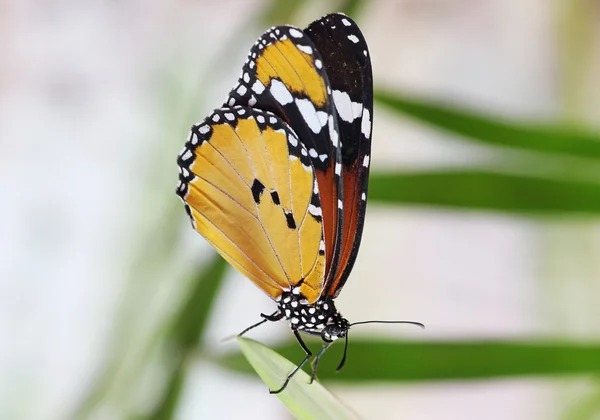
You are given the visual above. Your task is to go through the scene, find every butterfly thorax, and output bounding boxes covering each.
[277,289,349,342]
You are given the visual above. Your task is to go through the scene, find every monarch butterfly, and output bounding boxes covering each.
[176,12,423,393]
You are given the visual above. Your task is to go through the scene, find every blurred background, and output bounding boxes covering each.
[2,0,600,419]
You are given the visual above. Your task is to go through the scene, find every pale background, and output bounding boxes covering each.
[2,0,600,419]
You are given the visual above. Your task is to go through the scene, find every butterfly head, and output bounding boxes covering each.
[321,312,350,342]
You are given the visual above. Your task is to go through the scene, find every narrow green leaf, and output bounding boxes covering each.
[145,255,228,420]
[146,361,187,420]
[237,337,360,420]
[369,170,600,216]
[221,339,600,383]
[169,254,229,350]
[375,90,600,160]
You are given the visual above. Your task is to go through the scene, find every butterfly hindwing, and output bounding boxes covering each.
[226,24,345,291]
[177,107,326,303]
[305,13,374,297]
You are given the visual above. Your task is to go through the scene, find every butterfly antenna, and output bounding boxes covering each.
[349,320,425,328]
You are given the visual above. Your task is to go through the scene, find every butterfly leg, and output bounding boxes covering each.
[238,311,283,336]
[309,341,334,384]
[270,329,312,394]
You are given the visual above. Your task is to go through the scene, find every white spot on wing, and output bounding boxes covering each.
[252,80,265,95]
[212,114,220,122]
[295,98,321,133]
[289,28,303,38]
[333,89,362,122]
[363,155,370,167]
[342,18,351,26]
[309,204,322,216]
[237,85,247,96]
[348,34,359,43]
[257,115,265,123]
[352,101,363,118]
[315,59,322,69]
[309,148,318,158]
[328,115,339,147]
[361,108,372,139]
[335,162,341,175]
[288,134,298,147]
[317,111,328,127]
[297,45,312,54]
[270,79,293,105]
[199,125,210,134]
[361,192,366,200]
[224,113,234,121]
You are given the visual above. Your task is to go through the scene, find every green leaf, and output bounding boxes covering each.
[169,254,229,350]
[146,361,187,420]
[237,337,360,420]
[221,339,600,383]
[374,90,600,160]
[145,255,228,420]
[368,170,600,216]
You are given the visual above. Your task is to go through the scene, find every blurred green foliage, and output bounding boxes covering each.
[221,339,600,382]
[375,91,600,161]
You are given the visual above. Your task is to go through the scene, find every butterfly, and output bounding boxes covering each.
[176,12,422,393]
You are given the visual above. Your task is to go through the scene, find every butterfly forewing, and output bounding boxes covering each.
[305,13,374,297]
[176,107,326,303]
[225,24,345,294]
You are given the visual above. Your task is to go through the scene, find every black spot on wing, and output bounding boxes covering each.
[271,191,281,205]
[251,178,265,204]
[285,211,297,229]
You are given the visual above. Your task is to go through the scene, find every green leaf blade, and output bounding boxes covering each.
[222,339,600,383]
[237,337,360,420]
[375,90,600,160]
[369,170,600,216]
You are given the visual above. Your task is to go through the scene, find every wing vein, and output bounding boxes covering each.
[226,118,293,286]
